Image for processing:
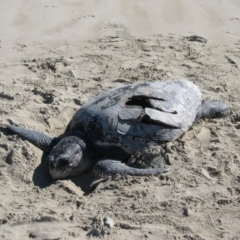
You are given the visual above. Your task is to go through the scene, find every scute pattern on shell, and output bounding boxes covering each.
[69,79,202,154]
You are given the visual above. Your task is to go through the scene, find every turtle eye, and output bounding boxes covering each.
[48,156,55,167]
[58,158,69,168]
[49,160,54,168]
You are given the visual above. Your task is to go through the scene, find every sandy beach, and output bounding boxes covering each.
[0,0,240,239]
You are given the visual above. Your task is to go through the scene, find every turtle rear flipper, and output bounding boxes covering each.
[93,159,169,176]
[7,124,53,152]
[199,100,230,119]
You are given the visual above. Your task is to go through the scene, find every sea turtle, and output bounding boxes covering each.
[6,79,229,179]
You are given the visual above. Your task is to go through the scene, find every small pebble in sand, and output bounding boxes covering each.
[165,153,175,165]
[103,217,114,228]
[183,206,189,217]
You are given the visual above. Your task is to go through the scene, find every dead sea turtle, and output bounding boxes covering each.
[7,79,229,179]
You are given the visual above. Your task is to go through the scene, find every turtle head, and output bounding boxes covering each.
[200,100,230,119]
[6,125,91,179]
[47,136,88,179]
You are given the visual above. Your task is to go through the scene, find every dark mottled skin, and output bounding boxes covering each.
[6,79,229,179]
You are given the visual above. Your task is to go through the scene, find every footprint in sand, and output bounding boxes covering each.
[196,127,211,147]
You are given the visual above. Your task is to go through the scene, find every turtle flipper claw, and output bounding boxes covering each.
[93,159,170,176]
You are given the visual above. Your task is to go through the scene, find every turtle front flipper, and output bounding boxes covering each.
[7,124,53,152]
[93,159,170,176]
[198,100,230,119]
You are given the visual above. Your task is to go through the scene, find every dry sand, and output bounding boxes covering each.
[0,0,240,239]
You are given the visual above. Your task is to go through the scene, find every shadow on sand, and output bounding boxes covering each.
[32,152,53,188]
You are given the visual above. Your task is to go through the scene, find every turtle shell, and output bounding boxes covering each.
[69,79,202,154]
